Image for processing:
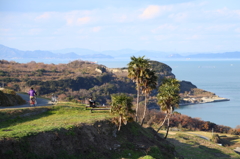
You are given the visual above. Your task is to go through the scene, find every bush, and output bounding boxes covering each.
[211,134,221,143]
[111,93,134,130]
[2,88,16,95]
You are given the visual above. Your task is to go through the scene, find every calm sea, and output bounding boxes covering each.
[99,60,240,128]
[6,58,240,128]
[164,60,240,129]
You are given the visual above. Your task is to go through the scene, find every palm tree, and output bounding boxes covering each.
[111,93,134,131]
[140,69,157,126]
[127,56,150,122]
[156,78,180,139]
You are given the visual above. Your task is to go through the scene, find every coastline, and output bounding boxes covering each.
[180,96,230,106]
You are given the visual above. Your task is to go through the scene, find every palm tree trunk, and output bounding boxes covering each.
[164,107,173,139]
[164,115,170,139]
[135,83,140,122]
[140,93,147,126]
[157,113,169,133]
[118,115,122,131]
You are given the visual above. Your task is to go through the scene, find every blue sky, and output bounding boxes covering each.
[0,0,240,53]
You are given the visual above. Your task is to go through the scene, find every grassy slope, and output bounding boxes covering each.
[1,103,240,159]
[158,131,240,159]
[0,103,179,159]
[0,103,113,139]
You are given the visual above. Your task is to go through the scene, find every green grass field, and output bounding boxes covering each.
[1,103,240,159]
[0,103,114,139]
[157,130,240,159]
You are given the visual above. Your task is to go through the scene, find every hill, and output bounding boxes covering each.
[164,131,240,159]
[0,104,181,159]
[0,103,239,159]
[0,59,224,108]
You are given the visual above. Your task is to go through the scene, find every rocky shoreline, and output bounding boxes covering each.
[180,96,230,106]
[148,93,230,110]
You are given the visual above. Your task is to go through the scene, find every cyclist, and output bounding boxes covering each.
[28,87,37,105]
[51,94,58,104]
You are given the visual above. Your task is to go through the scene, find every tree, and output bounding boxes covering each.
[156,78,180,139]
[140,69,157,126]
[111,93,134,131]
[127,56,150,122]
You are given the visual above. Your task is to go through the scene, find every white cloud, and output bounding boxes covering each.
[64,10,92,26]
[205,7,240,20]
[235,28,240,33]
[186,34,201,40]
[0,28,10,34]
[215,7,230,16]
[139,5,171,19]
[169,12,188,22]
[152,24,178,33]
[206,24,236,32]
[140,36,149,41]
[7,37,17,40]
[1,1,240,52]
[65,16,91,26]
[154,35,172,41]
[28,28,42,35]
[117,15,127,22]
[77,17,91,25]
[233,10,240,19]
[35,12,52,21]
[92,26,101,32]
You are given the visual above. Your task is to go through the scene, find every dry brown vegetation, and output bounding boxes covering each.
[0,59,221,111]
[142,110,240,136]
[0,60,136,104]
[0,89,26,106]
[0,60,102,81]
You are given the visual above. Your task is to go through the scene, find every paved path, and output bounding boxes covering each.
[234,147,240,154]
[0,93,51,110]
[187,132,210,140]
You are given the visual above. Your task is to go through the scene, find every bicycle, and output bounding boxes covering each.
[29,97,37,107]
[51,96,58,105]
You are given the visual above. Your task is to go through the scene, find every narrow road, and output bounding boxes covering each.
[0,93,51,110]
[187,132,210,140]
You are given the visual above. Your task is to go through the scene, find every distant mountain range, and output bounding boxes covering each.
[168,52,240,59]
[0,44,113,59]
[0,44,240,60]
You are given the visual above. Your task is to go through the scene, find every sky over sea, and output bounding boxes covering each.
[0,0,240,53]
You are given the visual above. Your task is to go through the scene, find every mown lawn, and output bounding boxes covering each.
[0,103,114,139]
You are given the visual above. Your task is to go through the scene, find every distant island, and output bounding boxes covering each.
[168,52,240,59]
[1,44,240,61]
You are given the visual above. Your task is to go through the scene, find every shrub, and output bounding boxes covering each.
[111,93,134,131]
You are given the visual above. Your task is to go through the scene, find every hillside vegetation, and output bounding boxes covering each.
[0,59,214,107]
[0,60,175,104]
[164,131,240,159]
[1,103,239,159]
[0,104,181,159]
[0,88,26,106]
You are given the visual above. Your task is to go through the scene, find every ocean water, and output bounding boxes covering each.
[163,61,240,128]
[100,60,240,128]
